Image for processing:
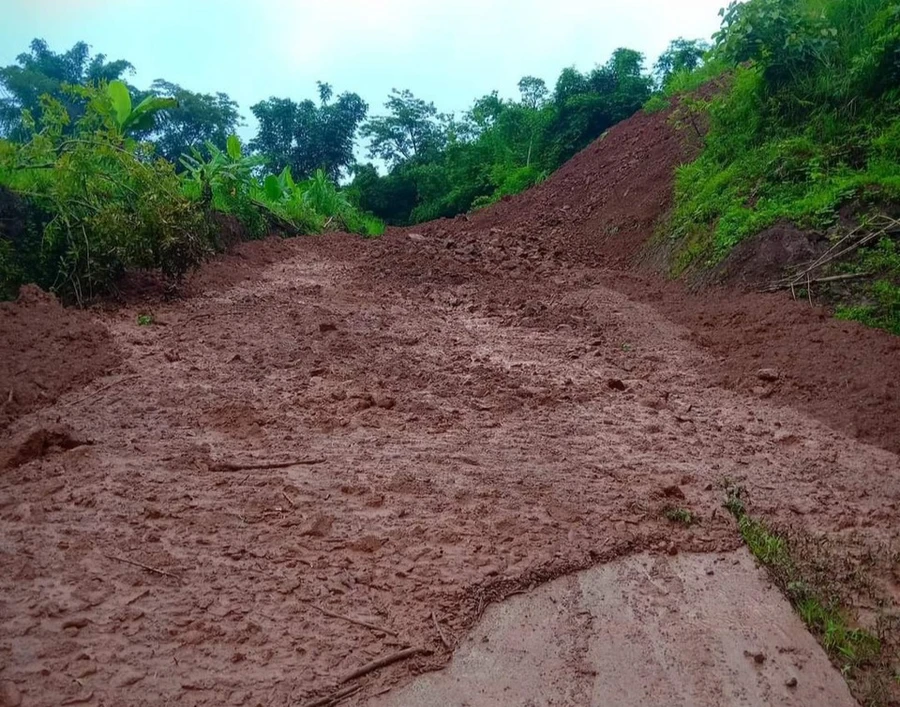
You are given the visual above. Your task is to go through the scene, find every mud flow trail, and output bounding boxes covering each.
[1,233,897,707]
[2,109,900,706]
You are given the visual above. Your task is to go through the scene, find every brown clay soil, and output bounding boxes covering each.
[2,106,900,706]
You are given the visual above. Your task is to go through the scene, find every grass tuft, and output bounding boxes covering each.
[663,507,695,526]
[723,482,896,703]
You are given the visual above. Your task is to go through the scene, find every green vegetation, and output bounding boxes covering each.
[662,0,900,288]
[663,507,695,526]
[724,482,896,703]
[834,235,900,333]
[0,42,381,302]
[0,85,210,303]
[349,51,654,225]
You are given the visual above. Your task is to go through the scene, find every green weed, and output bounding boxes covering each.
[723,481,888,694]
[137,313,154,326]
[664,0,900,297]
[663,507,695,526]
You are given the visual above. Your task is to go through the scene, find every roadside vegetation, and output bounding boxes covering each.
[724,482,898,705]
[2,0,898,329]
[657,0,900,334]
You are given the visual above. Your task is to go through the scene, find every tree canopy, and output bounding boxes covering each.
[250,83,367,181]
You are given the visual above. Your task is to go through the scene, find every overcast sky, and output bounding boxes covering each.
[2,0,726,135]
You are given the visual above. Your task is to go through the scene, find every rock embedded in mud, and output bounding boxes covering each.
[2,424,89,469]
[0,680,22,707]
[756,368,781,382]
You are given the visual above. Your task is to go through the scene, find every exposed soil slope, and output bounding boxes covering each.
[0,285,120,433]
[1,105,898,706]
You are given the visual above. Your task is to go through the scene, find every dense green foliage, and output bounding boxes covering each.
[0,57,381,302]
[663,0,900,332]
[250,83,367,182]
[351,49,655,225]
[0,87,210,303]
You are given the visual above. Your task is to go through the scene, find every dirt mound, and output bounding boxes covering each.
[359,105,900,455]
[0,285,120,432]
[705,222,828,289]
[2,423,90,469]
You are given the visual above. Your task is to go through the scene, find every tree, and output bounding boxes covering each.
[518,76,548,110]
[545,49,653,166]
[145,80,242,165]
[655,38,710,86]
[250,86,367,181]
[361,89,447,166]
[0,39,133,137]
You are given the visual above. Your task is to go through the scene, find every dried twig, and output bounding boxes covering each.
[64,374,139,408]
[211,459,327,472]
[103,554,181,581]
[769,215,899,291]
[281,491,296,507]
[340,647,430,684]
[302,685,361,707]
[767,271,874,291]
[431,610,452,650]
[304,601,398,637]
[125,588,151,605]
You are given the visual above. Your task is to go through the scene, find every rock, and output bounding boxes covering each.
[373,394,396,410]
[662,485,686,500]
[407,233,426,241]
[0,680,22,707]
[62,617,90,630]
[115,670,145,687]
[319,323,337,333]
[607,379,628,392]
[786,676,798,688]
[301,514,334,538]
[757,368,780,382]
[2,424,90,469]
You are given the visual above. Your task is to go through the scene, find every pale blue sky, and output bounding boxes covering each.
[2,0,726,139]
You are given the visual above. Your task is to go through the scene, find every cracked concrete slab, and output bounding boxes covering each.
[370,550,856,706]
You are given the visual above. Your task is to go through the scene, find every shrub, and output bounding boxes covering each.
[665,0,900,274]
[0,87,211,303]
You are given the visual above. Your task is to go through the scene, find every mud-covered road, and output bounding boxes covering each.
[1,229,898,706]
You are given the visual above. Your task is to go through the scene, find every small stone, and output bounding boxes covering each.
[0,680,22,707]
[62,617,90,630]
[667,543,678,556]
[757,368,780,382]
[786,676,798,688]
[407,233,426,241]
[301,514,334,538]
[662,485,686,500]
[753,652,766,664]
[607,379,627,392]
[374,394,396,410]
[115,670,146,688]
